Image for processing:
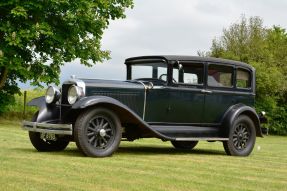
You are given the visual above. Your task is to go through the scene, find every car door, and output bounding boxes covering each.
[167,62,205,124]
[144,64,171,123]
[145,87,170,122]
[203,63,235,124]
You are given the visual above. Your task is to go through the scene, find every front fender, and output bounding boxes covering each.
[72,96,128,110]
[72,96,172,140]
[27,96,46,109]
[222,104,262,137]
[27,96,59,123]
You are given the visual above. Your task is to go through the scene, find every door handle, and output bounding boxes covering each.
[201,89,213,94]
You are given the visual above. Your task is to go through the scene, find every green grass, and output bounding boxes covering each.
[0,120,286,191]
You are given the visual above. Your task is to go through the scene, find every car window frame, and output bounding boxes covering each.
[126,59,168,81]
[206,62,235,90]
[170,61,205,88]
[235,66,253,91]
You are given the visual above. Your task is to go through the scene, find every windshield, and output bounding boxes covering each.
[131,62,167,82]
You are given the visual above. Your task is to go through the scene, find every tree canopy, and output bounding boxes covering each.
[204,16,287,134]
[0,0,133,113]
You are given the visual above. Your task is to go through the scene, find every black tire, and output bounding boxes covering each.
[171,141,198,150]
[74,107,122,157]
[223,115,256,156]
[29,112,70,152]
[29,132,70,152]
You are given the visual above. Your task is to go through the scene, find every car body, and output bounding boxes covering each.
[22,55,267,157]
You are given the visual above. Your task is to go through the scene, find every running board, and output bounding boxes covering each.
[175,137,229,141]
[150,125,222,138]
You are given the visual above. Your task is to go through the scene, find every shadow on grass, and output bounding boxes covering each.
[12,145,226,157]
[117,146,225,156]
[12,147,84,157]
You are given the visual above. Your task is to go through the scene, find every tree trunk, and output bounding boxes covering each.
[0,66,8,89]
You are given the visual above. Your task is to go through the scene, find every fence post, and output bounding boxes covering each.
[23,91,27,119]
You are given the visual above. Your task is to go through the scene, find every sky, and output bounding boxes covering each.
[25,0,287,87]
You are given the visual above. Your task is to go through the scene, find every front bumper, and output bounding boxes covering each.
[22,121,73,135]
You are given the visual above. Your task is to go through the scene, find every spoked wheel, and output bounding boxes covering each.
[233,123,250,150]
[29,112,70,152]
[171,141,198,150]
[223,115,256,156]
[86,116,115,150]
[75,108,122,157]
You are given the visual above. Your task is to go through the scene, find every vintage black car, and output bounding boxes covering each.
[22,55,267,157]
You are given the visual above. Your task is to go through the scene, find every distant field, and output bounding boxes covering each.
[3,89,44,120]
[0,120,286,191]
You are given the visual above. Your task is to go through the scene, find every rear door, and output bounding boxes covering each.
[203,63,235,123]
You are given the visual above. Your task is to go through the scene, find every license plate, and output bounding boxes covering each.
[40,133,57,141]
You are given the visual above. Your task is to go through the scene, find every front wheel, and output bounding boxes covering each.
[223,115,256,156]
[29,112,69,151]
[171,141,198,150]
[29,132,70,151]
[74,108,122,157]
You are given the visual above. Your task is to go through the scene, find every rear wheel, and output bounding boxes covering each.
[171,141,198,150]
[74,108,122,157]
[29,112,70,152]
[223,115,256,156]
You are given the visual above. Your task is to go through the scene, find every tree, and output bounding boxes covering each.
[0,0,133,113]
[204,16,287,134]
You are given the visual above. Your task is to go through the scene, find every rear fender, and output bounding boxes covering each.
[222,104,262,137]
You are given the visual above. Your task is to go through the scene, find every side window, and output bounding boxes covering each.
[184,73,198,84]
[208,64,233,87]
[173,63,204,85]
[236,68,251,88]
[131,63,167,81]
[157,67,167,80]
[173,68,179,82]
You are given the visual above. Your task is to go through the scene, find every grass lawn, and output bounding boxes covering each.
[0,120,286,191]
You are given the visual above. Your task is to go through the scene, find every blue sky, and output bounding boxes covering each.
[22,0,287,88]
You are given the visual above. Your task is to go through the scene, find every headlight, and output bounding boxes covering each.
[45,86,61,104]
[67,85,82,104]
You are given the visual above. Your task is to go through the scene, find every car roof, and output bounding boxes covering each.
[125,55,253,69]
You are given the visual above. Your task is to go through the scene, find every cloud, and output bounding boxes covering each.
[55,0,287,83]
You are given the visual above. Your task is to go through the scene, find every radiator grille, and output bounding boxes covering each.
[61,84,72,105]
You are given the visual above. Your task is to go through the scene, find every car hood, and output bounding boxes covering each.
[78,79,145,116]
[80,79,144,90]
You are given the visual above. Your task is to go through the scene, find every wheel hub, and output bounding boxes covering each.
[99,129,106,137]
[238,133,243,140]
